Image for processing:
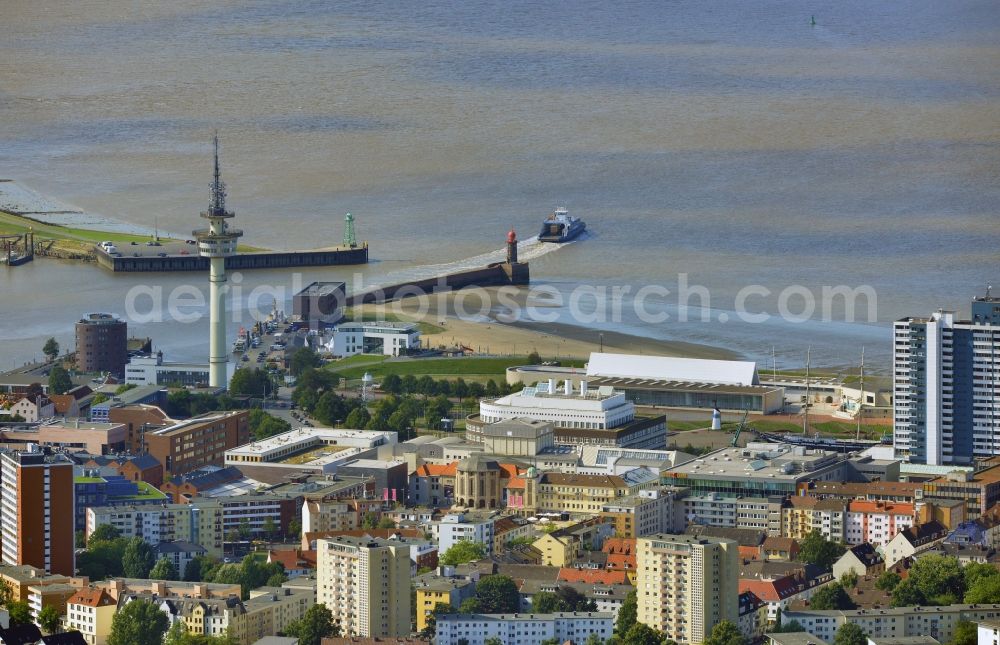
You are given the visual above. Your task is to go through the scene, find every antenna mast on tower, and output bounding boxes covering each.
[803,346,811,434]
[857,346,865,440]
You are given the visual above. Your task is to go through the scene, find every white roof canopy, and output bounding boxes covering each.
[585,352,758,387]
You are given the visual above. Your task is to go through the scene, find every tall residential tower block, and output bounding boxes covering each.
[894,294,1000,465]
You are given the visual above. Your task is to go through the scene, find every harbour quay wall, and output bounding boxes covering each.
[346,261,529,306]
[95,246,369,272]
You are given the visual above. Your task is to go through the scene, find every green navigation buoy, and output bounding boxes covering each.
[811,15,816,26]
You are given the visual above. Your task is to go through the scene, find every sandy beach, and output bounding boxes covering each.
[357,288,739,361]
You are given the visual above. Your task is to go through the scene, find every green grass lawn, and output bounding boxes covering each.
[327,356,535,380]
[0,210,265,251]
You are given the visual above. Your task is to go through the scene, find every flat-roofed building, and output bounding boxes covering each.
[534,469,660,514]
[506,352,785,413]
[434,612,614,645]
[124,353,211,387]
[923,463,1000,519]
[636,533,740,644]
[144,410,249,478]
[316,536,411,638]
[75,313,128,379]
[469,380,666,449]
[413,573,476,633]
[0,565,73,605]
[0,448,75,576]
[663,442,853,499]
[1,421,127,455]
[327,322,420,357]
[782,604,1000,645]
[600,487,688,538]
[478,418,554,457]
[292,282,346,325]
[226,427,395,464]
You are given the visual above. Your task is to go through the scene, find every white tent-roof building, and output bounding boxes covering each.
[585,353,759,387]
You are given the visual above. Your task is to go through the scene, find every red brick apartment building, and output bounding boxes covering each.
[143,411,249,479]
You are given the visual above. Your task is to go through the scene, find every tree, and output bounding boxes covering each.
[48,365,72,395]
[532,591,561,613]
[37,604,62,634]
[43,337,60,361]
[440,541,487,565]
[263,516,278,540]
[248,409,291,440]
[890,578,925,607]
[584,634,605,645]
[832,623,866,645]
[964,574,1000,604]
[77,535,130,580]
[527,351,541,365]
[164,619,189,645]
[772,620,806,633]
[229,367,272,397]
[424,395,453,430]
[91,392,109,405]
[89,524,122,544]
[344,407,371,429]
[484,638,503,645]
[288,518,302,539]
[622,623,665,645]
[809,582,856,610]
[122,537,155,578]
[840,570,859,588]
[704,620,747,645]
[381,374,402,394]
[107,599,170,645]
[377,517,397,529]
[289,348,322,377]
[184,557,204,582]
[283,603,339,645]
[616,589,637,635]
[7,601,31,626]
[238,518,252,540]
[533,586,595,613]
[0,578,12,608]
[25,382,44,402]
[149,557,178,581]
[459,597,482,613]
[899,554,965,606]
[797,531,846,570]
[475,575,520,613]
[952,620,977,645]
[875,571,901,592]
[964,562,1000,588]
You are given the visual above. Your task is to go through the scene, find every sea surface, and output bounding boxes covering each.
[1,0,998,372]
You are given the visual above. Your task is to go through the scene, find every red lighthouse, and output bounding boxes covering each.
[506,228,518,264]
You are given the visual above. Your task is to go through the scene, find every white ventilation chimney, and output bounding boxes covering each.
[548,378,556,394]
[580,381,589,397]
[564,379,572,396]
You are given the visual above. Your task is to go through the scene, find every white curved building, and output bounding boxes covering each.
[479,380,634,430]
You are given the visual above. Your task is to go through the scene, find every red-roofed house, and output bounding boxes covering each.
[267,549,317,578]
[65,588,117,645]
[739,573,831,625]
[846,500,916,546]
[602,538,636,571]
[409,463,460,507]
[48,395,81,418]
[557,568,629,585]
